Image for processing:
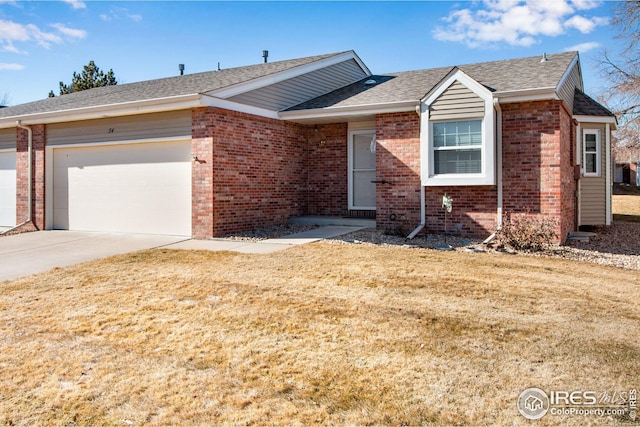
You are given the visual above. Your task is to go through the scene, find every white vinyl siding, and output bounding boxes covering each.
[557,61,583,113]
[0,128,15,150]
[47,111,191,146]
[429,81,485,121]
[433,120,482,174]
[580,125,606,225]
[0,150,16,226]
[421,71,495,187]
[52,140,192,236]
[228,59,368,111]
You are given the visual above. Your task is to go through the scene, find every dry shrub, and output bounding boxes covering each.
[497,212,558,251]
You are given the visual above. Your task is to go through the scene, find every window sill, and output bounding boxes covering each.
[423,174,495,186]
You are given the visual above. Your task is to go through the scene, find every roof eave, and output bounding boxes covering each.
[0,94,203,128]
[573,114,618,130]
[278,100,418,122]
[494,87,559,103]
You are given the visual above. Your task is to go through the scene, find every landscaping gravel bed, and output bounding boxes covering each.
[219,223,319,242]
[221,220,640,270]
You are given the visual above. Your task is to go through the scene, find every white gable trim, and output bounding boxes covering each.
[556,53,582,93]
[420,68,496,186]
[209,51,371,99]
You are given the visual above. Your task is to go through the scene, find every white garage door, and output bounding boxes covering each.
[0,151,16,227]
[53,140,192,236]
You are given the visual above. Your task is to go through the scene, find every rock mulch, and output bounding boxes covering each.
[219,223,319,242]
[221,221,640,271]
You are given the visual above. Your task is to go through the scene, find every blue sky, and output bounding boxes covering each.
[0,0,620,106]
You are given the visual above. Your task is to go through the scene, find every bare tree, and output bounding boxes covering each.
[601,1,640,150]
[0,92,9,106]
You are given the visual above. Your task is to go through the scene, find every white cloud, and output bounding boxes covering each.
[564,41,601,53]
[100,8,143,23]
[0,18,86,53]
[0,62,24,70]
[62,0,86,10]
[433,0,609,48]
[50,23,87,39]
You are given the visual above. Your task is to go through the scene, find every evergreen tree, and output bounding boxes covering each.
[50,60,117,96]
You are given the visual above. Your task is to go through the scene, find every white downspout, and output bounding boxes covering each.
[483,98,503,244]
[408,105,425,239]
[407,185,425,239]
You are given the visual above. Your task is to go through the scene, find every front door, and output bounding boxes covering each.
[348,130,376,210]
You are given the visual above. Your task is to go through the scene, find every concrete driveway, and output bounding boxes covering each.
[0,231,188,282]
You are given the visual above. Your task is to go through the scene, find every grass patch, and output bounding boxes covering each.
[1,245,639,425]
[613,190,640,223]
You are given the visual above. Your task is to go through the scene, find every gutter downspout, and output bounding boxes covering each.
[483,98,503,244]
[408,105,425,239]
[2,121,33,234]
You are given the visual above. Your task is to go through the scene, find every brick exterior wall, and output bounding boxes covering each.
[375,112,422,234]
[424,187,498,238]
[16,125,45,231]
[307,123,348,217]
[192,108,215,239]
[196,107,310,237]
[501,100,575,242]
[6,100,578,243]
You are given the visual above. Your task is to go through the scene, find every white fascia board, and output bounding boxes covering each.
[556,53,582,92]
[208,51,371,99]
[0,94,202,128]
[422,68,493,105]
[494,88,559,103]
[200,94,280,119]
[573,115,618,129]
[278,100,417,121]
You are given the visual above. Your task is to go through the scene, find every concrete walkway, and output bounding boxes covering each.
[0,226,363,281]
[166,225,364,254]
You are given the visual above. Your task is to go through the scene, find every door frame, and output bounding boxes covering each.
[347,129,377,210]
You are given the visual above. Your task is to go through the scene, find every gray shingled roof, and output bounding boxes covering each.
[573,88,615,117]
[287,51,578,111]
[0,52,344,119]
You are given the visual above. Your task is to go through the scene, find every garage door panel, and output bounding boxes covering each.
[0,151,17,227]
[53,141,191,236]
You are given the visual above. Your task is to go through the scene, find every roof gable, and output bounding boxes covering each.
[0,51,360,124]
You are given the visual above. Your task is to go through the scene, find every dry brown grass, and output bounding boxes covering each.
[613,190,640,223]
[1,244,639,426]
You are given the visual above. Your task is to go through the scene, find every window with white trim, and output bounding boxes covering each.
[583,129,600,177]
[433,120,482,174]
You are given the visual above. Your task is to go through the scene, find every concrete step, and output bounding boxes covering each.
[289,215,376,228]
[567,231,597,243]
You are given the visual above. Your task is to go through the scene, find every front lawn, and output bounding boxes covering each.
[1,244,638,425]
[613,184,640,222]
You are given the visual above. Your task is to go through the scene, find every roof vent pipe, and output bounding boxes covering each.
[178,64,185,75]
[262,50,269,63]
[540,53,548,63]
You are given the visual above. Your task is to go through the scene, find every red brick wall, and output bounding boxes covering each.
[204,108,310,236]
[192,108,215,239]
[16,125,45,230]
[501,100,575,242]
[307,123,348,216]
[375,112,422,234]
[425,187,498,238]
